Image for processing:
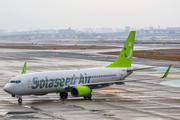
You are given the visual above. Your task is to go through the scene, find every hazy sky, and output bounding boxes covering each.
[0,0,180,31]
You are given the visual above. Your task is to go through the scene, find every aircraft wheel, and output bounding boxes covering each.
[87,94,92,100]
[84,94,92,100]
[18,98,22,103]
[64,92,68,99]
[60,92,68,99]
[60,93,64,99]
[84,96,87,99]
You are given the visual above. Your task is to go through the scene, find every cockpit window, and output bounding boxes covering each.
[10,80,21,84]
[16,80,21,83]
[10,81,15,83]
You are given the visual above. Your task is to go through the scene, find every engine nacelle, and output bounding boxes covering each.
[71,86,91,97]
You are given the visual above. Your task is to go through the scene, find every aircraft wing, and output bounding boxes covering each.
[66,64,172,89]
[67,80,125,88]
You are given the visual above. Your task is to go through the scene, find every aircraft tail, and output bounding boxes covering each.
[106,31,136,68]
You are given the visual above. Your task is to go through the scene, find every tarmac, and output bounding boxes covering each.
[0,40,180,120]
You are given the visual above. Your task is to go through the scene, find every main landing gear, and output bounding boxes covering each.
[84,94,92,100]
[60,92,68,99]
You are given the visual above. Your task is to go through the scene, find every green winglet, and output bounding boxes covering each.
[106,31,136,68]
[161,64,172,78]
[22,62,27,74]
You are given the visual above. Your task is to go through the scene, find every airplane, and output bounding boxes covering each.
[3,31,172,103]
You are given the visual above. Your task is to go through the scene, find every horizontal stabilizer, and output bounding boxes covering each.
[127,67,156,72]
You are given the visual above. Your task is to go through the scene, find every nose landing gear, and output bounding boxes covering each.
[18,98,22,103]
[14,95,22,103]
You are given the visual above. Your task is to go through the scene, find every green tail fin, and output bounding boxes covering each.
[22,62,27,74]
[106,31,136,68]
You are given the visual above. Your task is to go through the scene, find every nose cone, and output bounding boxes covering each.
[3,84,12,94]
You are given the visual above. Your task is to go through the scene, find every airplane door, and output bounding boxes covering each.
[119,70,123,80]
[26,76,32,88]
[12,84,15,91]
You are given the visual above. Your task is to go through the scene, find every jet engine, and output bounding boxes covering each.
[71,86,91,97]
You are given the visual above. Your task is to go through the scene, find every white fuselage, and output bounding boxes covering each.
[4,67,132,96]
